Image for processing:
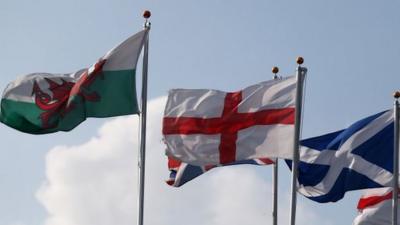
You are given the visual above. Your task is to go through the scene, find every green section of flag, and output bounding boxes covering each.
[0,98,44,133]
[85,69,139,117]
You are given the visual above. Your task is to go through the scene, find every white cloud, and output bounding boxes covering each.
[36,96,332,225]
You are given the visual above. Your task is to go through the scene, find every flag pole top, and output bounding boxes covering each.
[143,10,151,19]
[272,66,279,74]
[394,91,400,99]
[296,57,304,65]
[143,10,151,28]
[272,66,280,80]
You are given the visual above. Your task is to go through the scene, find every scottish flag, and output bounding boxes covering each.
[294,110,394,203]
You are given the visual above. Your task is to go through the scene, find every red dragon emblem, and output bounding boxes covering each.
[32,59,107,129]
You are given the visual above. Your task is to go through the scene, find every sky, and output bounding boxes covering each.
[1,0,400,225]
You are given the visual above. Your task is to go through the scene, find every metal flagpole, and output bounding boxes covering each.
[137,10,151,225]
[272,66,280,225]
[392,91,400,225]
[272,160,278,225]
[289,57,307,225]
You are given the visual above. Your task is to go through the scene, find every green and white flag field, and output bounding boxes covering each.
[0,29,148,134]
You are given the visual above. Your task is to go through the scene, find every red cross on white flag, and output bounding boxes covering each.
[353,187,399,225]
[163,76,297,166]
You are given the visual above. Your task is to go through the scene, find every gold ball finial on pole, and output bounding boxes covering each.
[272,66,280,80]
[272,66,279,74]
[296,57,304,65]
[394,91,400,99]
[143,10,151,19]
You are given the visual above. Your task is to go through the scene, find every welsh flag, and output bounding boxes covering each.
[0,29,148,134]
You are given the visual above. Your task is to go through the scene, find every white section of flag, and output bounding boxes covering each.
[102,29,148,71]
[165,134,221,163]
[2,73,77,103]
[239,77,296,112]
[164,89,225,118]
[236,124,294,160]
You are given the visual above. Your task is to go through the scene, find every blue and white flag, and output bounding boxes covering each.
[293,110,394,203]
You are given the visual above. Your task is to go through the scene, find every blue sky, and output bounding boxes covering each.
[1,1,400,225]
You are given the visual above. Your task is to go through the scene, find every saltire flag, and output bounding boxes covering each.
[0,29,148,134]
[163,76,297,166]
[287,110,394,203]
[166,156,274,187]
[353,187,399,225]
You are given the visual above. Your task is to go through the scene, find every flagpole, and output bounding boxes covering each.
[272,159,278,225]
[289,57,307,225]
[272,66,280,225]
[137,10,151,225]
[392,91,400,225]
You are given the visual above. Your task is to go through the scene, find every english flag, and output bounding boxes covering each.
[353,187,398,225]
[163,76,297,166]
